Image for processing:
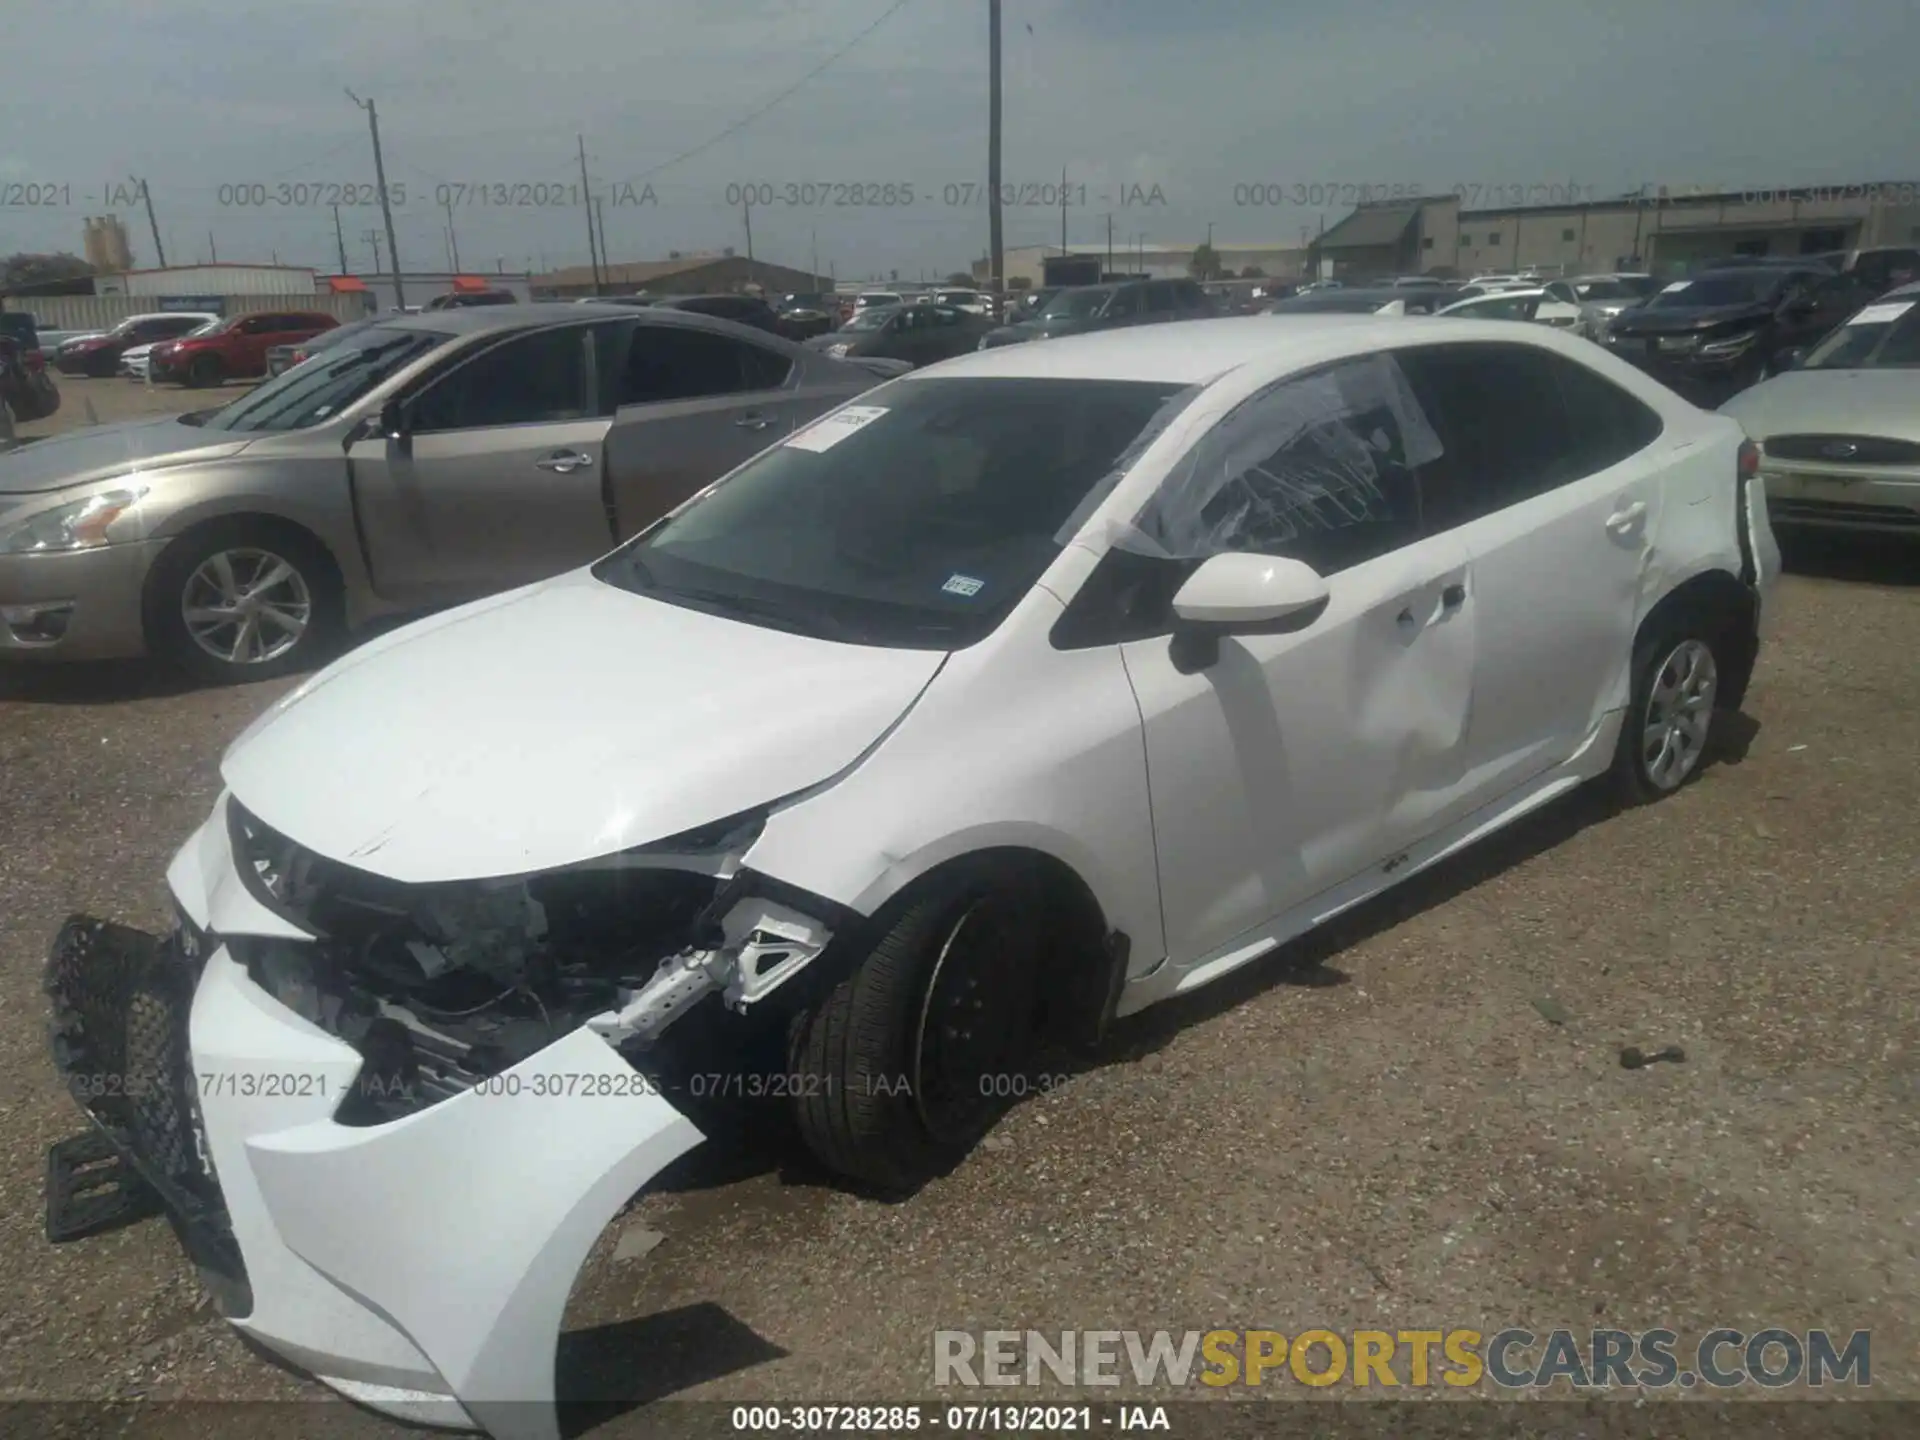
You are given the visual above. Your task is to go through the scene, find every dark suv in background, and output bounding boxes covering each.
[1603,264,1867,402]
[976,277,1214,348]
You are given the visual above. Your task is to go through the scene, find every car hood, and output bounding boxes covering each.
[0,416,253,495]
[221,569,948,884]
[1611,301,1771,335]
[1718,368,1920,444]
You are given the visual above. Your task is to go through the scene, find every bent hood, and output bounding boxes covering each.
[0,416,252,496]
[221,570,947,885]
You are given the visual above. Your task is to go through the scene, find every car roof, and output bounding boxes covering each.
[367,301,791,341]
[911,313,1594,386]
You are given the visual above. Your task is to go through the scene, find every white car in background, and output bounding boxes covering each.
[932,288,992,316]
[121,317,223,380]
[47,316,1775,1440]
[1438,286,1584,329]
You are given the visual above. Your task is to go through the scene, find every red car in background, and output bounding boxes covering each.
[149,310,340,388]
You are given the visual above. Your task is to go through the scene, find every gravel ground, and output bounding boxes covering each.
[1,388,1916,1433]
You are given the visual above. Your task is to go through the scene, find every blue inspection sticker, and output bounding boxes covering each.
[941,573,985,597]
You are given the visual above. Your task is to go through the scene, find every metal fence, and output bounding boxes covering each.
[0,294,369,331]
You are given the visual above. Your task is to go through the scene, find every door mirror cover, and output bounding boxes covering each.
[1171,552,1330,629]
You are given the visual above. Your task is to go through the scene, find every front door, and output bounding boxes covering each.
[1116,354,1477,968]
[347,322,615,603]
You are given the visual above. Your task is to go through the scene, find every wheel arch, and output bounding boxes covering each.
[1637,564,1758,710]
[139,510,348,650]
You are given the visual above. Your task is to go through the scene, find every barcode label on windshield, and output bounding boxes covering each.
[1847,300,1915,325]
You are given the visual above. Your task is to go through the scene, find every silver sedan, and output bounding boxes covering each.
[1720,281,1920,536]
[0,304,906,682]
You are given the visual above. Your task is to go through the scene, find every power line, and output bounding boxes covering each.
[617,0,916,185]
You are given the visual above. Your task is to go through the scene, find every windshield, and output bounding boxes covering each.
[1649,274,1781,308]
[1574,279,1649,300]
[1038,288,1113,321]
[194,326,448,433]
[592,376,1187,649]
[1802,297,1920,369]
[856,293,900,307]
[841,306,899,332]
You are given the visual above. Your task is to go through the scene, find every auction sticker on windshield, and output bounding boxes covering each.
[787,405,889,453]
[1847,300,1915,325]
[1661,281,1692,294]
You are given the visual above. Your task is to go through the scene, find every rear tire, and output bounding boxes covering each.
[1611,620,1724,805]
[142,519,343,686]
[789,863,1047,1192]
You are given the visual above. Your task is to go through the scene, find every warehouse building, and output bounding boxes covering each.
[533,254,828,300]
[1314,183,1920,280]
[93,262,320,297]
[979,242,1311,288]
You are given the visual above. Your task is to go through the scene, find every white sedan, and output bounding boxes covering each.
[46,316,1777,1440]
[1437,285,1584,329]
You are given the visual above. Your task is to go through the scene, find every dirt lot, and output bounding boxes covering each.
[13,372,249,439]
[1,383,1916,1433]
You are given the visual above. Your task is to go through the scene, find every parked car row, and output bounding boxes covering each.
[41,310,1781,1440]
[0,304,907,678]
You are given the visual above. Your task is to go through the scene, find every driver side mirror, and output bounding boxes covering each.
[1167,553,1331,674]
[348,400,409,450]
[1768,346,1807,375]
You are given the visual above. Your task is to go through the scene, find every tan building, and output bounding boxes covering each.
[533,254,828,300]
[1315,183,1920,280]
[980,242,1311,288]
[81,216,135,273]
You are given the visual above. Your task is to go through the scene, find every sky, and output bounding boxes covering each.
[3,0,1916,282]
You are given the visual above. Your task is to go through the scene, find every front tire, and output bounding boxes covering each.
[185,354,224,389]
[789,864,1047,1192]
[1612,624,1722,804]
[142,520,343,685]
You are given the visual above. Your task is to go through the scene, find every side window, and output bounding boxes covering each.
[1104,288,1143,318]
[1137,355,1434,577]
[1176,282,1208,310]
[617,324,786,405]
[1396,343,1577,532]
[1141,282,1175,314]
[1543,351,1664,475]
[1545,282,1574,303]
[410,326,591,432]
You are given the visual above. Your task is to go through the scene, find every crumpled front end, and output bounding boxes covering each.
[40,789,852,1440]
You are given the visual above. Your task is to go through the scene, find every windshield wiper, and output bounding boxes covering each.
[663,586,864,643]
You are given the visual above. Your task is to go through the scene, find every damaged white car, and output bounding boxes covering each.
[45,316,1778,1438]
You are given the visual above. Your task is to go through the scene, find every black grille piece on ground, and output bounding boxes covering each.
[44,915,253,1315]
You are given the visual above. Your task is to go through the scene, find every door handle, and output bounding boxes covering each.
[1606,500,1647,535]
[535,449,593,473]
[734,413,775,431]
[1440,582,1466,610]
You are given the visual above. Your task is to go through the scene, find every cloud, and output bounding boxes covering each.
[7,0,1917,276]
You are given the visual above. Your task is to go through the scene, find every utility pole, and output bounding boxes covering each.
[742,194,755,263]
[811,227,819,286]
[1060,165,1068,254]
[1105,213,1113,276]
[594,197,609,280]
[347,91,405,309]
[133,178,166,267]
[576,134,602,295]
[443,196,461,271]
[364,229,383,281]
[987,0,1004,318]
[208,230,217,262]
[332,204,349,273]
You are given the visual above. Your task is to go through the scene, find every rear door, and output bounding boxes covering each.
[347,321,616,602]
[602,321,854,537]
[1396,340,1666,805]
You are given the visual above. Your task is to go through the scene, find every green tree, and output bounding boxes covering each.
[944,271,974,286]
[1239,264,1266,278]
[1188,242,1225,280]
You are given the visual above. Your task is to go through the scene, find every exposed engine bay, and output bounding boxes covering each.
[224,799,835,1123]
